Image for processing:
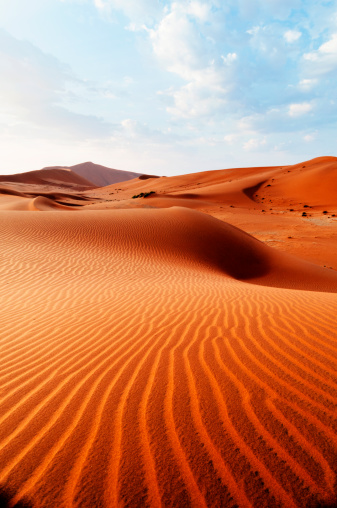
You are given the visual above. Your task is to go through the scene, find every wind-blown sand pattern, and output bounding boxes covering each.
[1,158,337,507]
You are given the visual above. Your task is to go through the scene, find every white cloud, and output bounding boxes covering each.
[224,134,237,144]
[319,33,337,54]
[221,53,237,64]
[288,102,313,117]
[185,1,211,22]
[303,133,315,142]
[88,0,337,130]
[166,80,227,119]
[303,33,337,75]
[149,12,201,79]
[121,118,138,136]
[298,78,318,91]
[243,137,266,151]
[246,24,287,67]
[246,26,259,36]
[147,2,230,119]
[284,29,301,43]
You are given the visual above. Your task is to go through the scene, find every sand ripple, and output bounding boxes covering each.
[0,208,336,507]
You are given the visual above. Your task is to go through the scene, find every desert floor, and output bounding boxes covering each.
[0,156,337,507]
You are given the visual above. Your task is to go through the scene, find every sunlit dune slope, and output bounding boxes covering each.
[95,164,280,209]
[83,156,337,271]
[0,206,337,508]
[94,156,337,212]
[261,156,337,208]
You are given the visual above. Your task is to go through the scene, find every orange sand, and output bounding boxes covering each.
[0,157,337,507]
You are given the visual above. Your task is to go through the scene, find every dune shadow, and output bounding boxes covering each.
[311,502,337,508]
[138,174,160,180]
[0,187,26,198]
[243,180,267,202]
[0,487,33,508]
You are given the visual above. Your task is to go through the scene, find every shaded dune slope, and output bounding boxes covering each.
[0,171,95,209]
[0,207,337,507]
[1,206,336,289]
[0,196,79,212]
[0,168,96,189]
[69,162,142,187]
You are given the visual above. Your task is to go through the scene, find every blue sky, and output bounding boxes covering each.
[0,0,336,175]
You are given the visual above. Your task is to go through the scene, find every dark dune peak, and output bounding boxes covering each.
[68,162,144,187]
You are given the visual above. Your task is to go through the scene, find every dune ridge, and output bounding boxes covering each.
[0,203,337,507]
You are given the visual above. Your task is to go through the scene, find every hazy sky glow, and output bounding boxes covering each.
[0,0,336,175]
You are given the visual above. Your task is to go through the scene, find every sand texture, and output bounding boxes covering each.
[0,157,337,507]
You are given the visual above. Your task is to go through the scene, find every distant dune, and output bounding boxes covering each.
[0,157,337,507]
[69,161,146,187]
[43,162,149,187]
[0,167,95,189]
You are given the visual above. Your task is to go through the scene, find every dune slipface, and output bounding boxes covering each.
[0,202,337,507]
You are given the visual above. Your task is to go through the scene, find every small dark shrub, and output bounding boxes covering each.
[132,191,155,199]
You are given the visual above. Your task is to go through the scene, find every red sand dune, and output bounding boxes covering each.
[0,159,337,507]
[90,156,337,211]
[69,162,143,187]
[0,168,95,189]
[85,156,337,269]
[260,156,337,208]
[42,162,144,187]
